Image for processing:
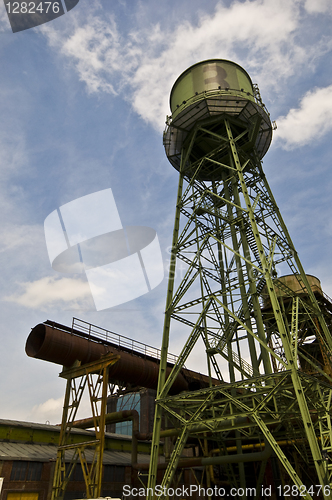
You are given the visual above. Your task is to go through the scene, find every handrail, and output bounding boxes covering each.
[71,317,179,365]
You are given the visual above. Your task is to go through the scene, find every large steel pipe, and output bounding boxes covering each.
[26,323,191,394]
[134,439,272,470]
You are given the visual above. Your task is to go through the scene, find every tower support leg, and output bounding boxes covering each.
[51,354,118,500]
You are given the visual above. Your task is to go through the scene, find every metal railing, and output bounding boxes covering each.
[71,317,179,365]
[323,290,332,306]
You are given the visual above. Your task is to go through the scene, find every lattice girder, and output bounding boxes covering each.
[51,354,118,500]
[147,112,332,499]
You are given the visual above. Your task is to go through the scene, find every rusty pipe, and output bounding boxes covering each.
[71,414,249,442]
[133,439,272,470]
[71,412,181,442]
[72,410,151,440]
[26,323,188,394]
[72,410,140,465]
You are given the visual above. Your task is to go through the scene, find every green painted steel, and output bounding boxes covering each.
[170,59,254,119]
[52,355,117,500]
[0,420,152,453]
[147,59,332,500]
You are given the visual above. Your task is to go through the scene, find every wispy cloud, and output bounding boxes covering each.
[27,397,64,424]
[60,16,121,95]
[275,85,332,148]
[39,0,329,132]
[304,0,332,14]
[6,276,92,309]
[0,224,42,253]
[26,392,103,424]
[0,2,10,32]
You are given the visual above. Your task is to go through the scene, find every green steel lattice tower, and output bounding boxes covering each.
[146,60,332,499]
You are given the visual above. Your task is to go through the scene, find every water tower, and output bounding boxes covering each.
[146,60,332,498]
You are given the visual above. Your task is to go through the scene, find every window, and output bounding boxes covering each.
[10,462,27,481]
[26,463,43,482]
[10,462,43,482]
[115,393,140,436]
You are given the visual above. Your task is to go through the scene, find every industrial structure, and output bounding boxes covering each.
[145,59,332,498]
[22,59,332,500]
[25,319,214,499]
[0,417,151,500]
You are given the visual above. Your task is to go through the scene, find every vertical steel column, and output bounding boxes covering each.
[147,164,185,497]
[147,59,332,498]
[225,119,329,493]
[51,354,118,500]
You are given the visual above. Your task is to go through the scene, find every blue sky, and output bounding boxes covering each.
[0,0,332,423]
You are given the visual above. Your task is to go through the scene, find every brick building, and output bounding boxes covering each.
[0,419,152,500]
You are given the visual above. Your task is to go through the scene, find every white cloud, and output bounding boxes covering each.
[130,0,304,128]
[0,1,11,32]
[27,392,100,425]
[304,0,332,13]
[0,224,42,253]
[6,276,92,309]
[0,122,29,182]
[60,16,121,95]
[27,397,63,424]
[275,85,332,148]
[40,0,322,131]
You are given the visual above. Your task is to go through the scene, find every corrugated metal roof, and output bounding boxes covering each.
[0,442,150,465]
[0,442,55,461]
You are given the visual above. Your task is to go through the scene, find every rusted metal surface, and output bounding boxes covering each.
[25,323,109,367]
[26,323,217,394]
[71,317,179,366]
[261,274,323,309]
